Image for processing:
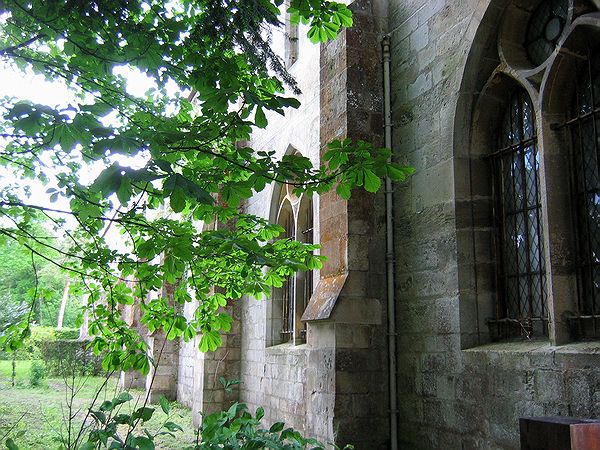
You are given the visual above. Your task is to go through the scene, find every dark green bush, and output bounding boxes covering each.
[78,395,354,450]
[29,360,46,387]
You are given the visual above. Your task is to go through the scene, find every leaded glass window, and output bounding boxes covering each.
[493,89,547,337]
[570,50,600,320]
[277,201,294,341]
[526,0,568,66]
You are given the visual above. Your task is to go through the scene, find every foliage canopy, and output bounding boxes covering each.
[0,0,412,375]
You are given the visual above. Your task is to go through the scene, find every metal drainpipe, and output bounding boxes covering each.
[382,36,398,450]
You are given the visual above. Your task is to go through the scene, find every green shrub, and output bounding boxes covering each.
[29,360,46,387]
[39,339,102,377]
[54,328,80,340]
[77,395,353,450]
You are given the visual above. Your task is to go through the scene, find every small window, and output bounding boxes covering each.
[269,184,313,345]
[284,7,299,68]
[491,89,548,338]
[568,49,600,336]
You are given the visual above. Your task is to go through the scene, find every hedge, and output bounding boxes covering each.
[0,326,80,360]
[38,339,103,376]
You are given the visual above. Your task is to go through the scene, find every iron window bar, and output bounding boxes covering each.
[487,316,549,341]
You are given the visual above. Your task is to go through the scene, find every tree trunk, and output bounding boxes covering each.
[57,276,70,329]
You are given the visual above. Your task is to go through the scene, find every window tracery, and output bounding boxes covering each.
[526,0,569,66]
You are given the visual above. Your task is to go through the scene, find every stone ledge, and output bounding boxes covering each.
[463,340,600,355]
[301,272,347,321]
[265,342,310,355]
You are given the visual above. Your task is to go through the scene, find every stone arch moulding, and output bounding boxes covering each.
[456,73,541,348]
[266,144,338,346]
[454,0,512,349]
[267,144,305,346]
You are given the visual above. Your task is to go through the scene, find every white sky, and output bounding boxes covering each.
[0,60,165,243]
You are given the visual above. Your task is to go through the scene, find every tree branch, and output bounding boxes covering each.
[0,33,43,56]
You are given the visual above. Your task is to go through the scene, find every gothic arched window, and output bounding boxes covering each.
[493,89,547,336]
[457,0,600,346]
[269,184,313,345]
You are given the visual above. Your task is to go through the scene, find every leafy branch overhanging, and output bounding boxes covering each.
[0,0,413,375]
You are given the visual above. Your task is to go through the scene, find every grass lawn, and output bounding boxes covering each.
[0,360,197,449]
[0,359,32,384]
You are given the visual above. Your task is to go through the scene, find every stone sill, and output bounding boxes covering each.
[463,340,600,355]
[265,342,309,355]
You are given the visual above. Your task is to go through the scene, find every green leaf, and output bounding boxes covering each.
[159,395,170,415]
[363,169,381,192]
[6,438,19,450]
[336,182,351,200]
[132,436,155,450]
[113,391,133,406]
[91,410,107,424]
[7,101,34,118]
[387,164,415,181]
[155,160,173,173]
[277,97,301,109]
[335,7,353,27]
[91,126,113,138]
[114,413,132,424]
[54,122,79,150]
[270,422,285,433]
[133,406,155,422]
[99,400,114,412]
[170,187,186,213]
[91,163,122,196]
[256,406,265,421]
[255,106,267,128]
[164,421,183,432]
[199,330,222,352]
[78,442,96,450]
[116,175,132,205]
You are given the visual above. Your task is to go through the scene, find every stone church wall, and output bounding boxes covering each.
[388,0,600,448]
[177,300,199,409]
[239,2,390,447]
[239,11,326,439]
[122,2,600,448]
